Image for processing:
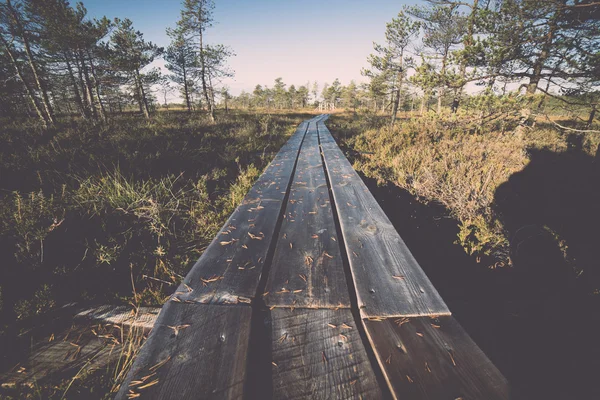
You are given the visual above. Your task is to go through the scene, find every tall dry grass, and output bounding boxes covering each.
[329,107,599,261]
[0,110,306,326]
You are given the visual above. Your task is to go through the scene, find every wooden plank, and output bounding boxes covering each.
[75,305,160,331]
[175,119,312,304]
[363,316,508,400]
[1,324,124,390]
[317,120,449,318]
[115,302,252,400]
[264,123,350,308]
[271,308,381,399]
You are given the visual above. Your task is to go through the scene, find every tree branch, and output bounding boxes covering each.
[542,113,600,133]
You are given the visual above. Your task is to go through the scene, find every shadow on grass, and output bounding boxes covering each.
[0,111,311,193]
[0,110,313,373]
[492,138,600,400]
[354,137,600,399]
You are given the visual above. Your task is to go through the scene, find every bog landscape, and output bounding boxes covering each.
[0,0,599,399]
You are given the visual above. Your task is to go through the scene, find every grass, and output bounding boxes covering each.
[327,103,599,264]
[2,101,597,398]
[0,110,312,381]
[327,101,600,400]
[1,322,148,399]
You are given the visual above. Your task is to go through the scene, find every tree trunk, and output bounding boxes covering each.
[453,0,480,114]
[64,54,87,118]
[586,105,597,128]
[517,9,560,134]
[79,50,99,120]
[117,92,123,113]
[391,55,404,127]
[75,52,93,117]
[1,36,47,127]
[391,90,400,128]
[86,49,107,121]
[135,69,150,119]
[183,65,191,112]
[198,29,214,122]
[209,74,216,117]
[437,51,448,114]
[7,0,54,125]
[527,10,559,95]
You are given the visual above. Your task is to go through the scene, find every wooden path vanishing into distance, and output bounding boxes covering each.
[116,115,509,399]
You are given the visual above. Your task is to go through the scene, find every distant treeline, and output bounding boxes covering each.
[227,78,364,111]
[229,1,599,128]
[0,0,231,126]
[1,0,599,127]
[357,0,599,126]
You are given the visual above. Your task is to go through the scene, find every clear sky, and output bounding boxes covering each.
[82,0,415,96]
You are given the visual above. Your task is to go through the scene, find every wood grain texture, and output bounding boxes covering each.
[265,123,350,308]
[317,121,449,318]
[175,119,312,304]
[363,316,509,400]
[115,302,252,400]
[271,308,381,399]
[1,324,124,389]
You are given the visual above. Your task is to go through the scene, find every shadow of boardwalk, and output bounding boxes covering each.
[357,139,600,399]
[492,141,600,400]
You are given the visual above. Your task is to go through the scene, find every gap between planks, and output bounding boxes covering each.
[317,118,449,319]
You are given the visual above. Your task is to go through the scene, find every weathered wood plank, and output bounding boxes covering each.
[1,324,124,390]
[116,302,252,400]
[363,316,509,400]
[175,119,312,304]
[271,308,381,399]
[264,123,350,308]
[75,305,160,331]
[317,120,449,318]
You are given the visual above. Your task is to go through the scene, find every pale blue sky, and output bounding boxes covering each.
[83,0,415,95]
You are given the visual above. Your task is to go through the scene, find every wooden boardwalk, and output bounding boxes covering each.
[116,115,508,400]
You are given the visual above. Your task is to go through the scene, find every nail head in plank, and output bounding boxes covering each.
[115,303,252,400]
[265,124,350,308]
[317,122,449,318]
[271,308,381,399]
[363,316,509,400]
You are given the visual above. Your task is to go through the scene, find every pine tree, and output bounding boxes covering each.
[220,86,231,112]
[409,3,465,114]
[311,81,319,105]
[273,77,286,109]
[174,0,234,122]
[474,0,600,125]
[253,84,265,108]
[165,32,195,112]
[342,80,358,111]
[326,78,343,106]
[364,9,420,125]
[0,0,54,126]
[410,56,438,114]
[297,85,309,108]
[110,18,162,119]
